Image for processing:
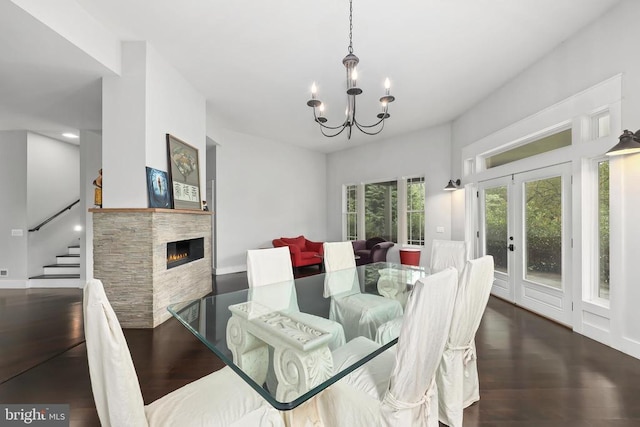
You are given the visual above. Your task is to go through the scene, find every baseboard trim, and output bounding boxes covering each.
[0,280,28,289]
[214,265,246,275]
[28,278,82,288]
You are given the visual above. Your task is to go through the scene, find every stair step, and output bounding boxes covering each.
[68,245,80,255]
[56,254,80,264]
[30,274,81,279]
[43,264,80,275]
[29,275,81,288]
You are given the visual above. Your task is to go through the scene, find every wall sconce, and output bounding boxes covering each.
[444,179,461,191]
[606,129,640,156]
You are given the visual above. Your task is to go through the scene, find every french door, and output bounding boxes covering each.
[479,163,572,325]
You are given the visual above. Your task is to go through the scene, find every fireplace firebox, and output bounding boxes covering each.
[167,237,204,269]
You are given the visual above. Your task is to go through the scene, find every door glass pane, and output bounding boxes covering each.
[524,177,562,288]
[365,181,397,242]
[598,161,610,299]
[484,186,508,273]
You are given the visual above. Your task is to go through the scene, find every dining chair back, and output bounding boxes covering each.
[430,239,469,277]
[84,279,283,427]
[380,267,458,427]
[323,241,403,341]
[323,241,357,272]
[247,247,298,313]
[437,255,494,427]
[312,268,459,427]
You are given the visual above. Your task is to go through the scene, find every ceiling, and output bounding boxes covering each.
[1,0,620,152]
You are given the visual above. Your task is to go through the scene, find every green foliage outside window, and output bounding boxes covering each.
[525,177,562,276]
[365,181,397,242]
[598,161,610,297]
[485,187,508,273]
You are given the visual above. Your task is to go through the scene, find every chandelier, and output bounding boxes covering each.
[306,0,395,139]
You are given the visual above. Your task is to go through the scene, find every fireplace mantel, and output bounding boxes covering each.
[89,207,213,215]
[92,208,212,328]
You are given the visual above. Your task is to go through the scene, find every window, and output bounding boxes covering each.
[407,177,425,245]
[343,177,425,245]
[485,128,572,169]
[592,111,610,139]
[344,184,358,241]
[364,181,397,242]
[597,160,610,299]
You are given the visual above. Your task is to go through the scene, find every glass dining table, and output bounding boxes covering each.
[167,261,427,411]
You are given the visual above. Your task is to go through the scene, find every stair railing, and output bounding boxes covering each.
[28,199,81,232]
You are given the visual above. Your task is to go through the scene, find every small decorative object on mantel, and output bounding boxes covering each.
[93,168,102,208]
[166,134,202,210]
[145,167,172,208]
[202,200,209,211]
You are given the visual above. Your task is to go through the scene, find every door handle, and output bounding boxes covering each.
[508,244,515,252]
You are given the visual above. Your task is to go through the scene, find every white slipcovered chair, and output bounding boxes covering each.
[375,239,470,346]
[323,241,403,341]
[304,267,459,426]
[437,255,494,427]
[430,239,469,276]
[83,278,283,427]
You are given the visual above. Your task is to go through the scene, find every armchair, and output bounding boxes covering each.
[352,237,394,266]
[272,235,324,269]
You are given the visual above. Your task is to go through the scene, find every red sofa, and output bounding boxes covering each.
[272,235,324,269]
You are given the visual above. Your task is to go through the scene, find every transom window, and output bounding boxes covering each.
[485,128,572,169]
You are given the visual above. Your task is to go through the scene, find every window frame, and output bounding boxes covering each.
[342,176,425,247]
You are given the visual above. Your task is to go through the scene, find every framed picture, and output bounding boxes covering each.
[166,134,201,210]
[145,167,172,208]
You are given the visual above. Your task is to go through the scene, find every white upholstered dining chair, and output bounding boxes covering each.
[84,278,283,427]
[430,239,469,276]
[437,255,494,427]
[375,239,470,346]
[304,267,459,427]
[323,241,403,341]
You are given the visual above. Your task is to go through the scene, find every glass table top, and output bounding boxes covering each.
[168,262,427,410]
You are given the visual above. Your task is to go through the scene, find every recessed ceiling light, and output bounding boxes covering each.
[62,133,79,139]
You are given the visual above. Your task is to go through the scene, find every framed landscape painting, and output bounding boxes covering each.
[166,134,201,210]
[145,167,172,208]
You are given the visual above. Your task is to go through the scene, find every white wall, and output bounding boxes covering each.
[102,41,206,208]
[26,133,81,277]
[207,125,327,274]
[80,130,102,281]
[326,125,452,266]
[451,0,640,358]
[0,131,28,287]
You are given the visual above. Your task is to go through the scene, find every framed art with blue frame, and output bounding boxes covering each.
[146,167,172,208]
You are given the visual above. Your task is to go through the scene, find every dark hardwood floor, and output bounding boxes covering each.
[2,269,640,426]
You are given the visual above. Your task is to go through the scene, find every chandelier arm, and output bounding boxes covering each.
[320,125,350,138]
[312,108,350,130]
[351,98,385,129]
[353,119,385,136]
[353,116,385,129]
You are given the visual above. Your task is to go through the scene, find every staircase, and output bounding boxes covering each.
[29,245,81,288]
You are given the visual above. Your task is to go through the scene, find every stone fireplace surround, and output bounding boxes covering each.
[91,208,212,328]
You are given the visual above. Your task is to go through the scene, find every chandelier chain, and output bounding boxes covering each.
[348,0,353,54]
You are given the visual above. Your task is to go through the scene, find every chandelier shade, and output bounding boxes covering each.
[306,0,395,139]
